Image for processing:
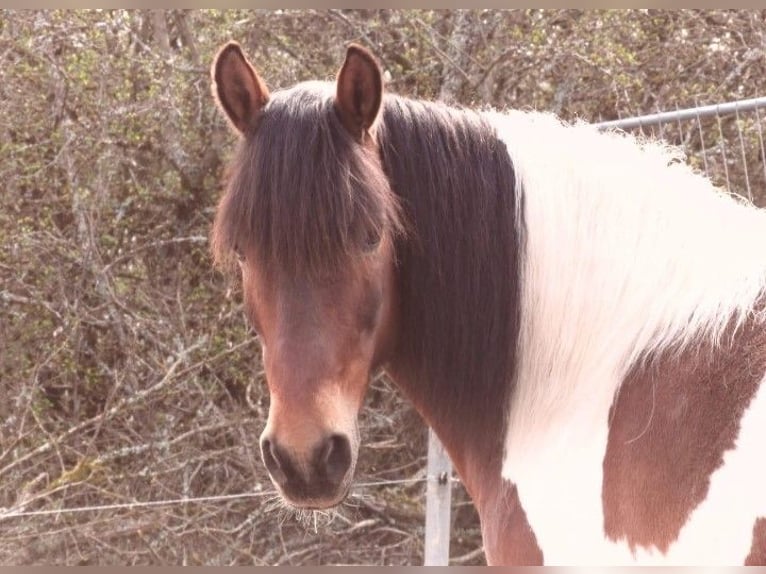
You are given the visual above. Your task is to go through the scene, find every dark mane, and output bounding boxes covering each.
[212,82,403,279]
[379,96,522,470]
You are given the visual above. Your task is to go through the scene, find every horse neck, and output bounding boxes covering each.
[381,104,766,505]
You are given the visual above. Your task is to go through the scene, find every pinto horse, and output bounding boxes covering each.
[209,41,766,565]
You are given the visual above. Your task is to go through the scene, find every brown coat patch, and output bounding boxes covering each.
[479,481,543,565]
[746,517,766,565]
[603,314,766,554]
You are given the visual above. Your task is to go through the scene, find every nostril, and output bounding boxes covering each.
[320,434,352,484]
[261,437,288,486]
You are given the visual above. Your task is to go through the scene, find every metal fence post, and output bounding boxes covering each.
[424,427,452,566]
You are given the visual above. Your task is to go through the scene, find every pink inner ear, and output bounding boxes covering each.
[336,46,382,137]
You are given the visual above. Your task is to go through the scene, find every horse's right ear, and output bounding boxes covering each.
[211,42,269,135]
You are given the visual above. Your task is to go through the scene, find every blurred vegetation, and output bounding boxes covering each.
[1,9,766,565]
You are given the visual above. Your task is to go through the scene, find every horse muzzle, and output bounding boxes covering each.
[260,431,356,508]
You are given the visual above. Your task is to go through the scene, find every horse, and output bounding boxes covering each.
[208,41,766,565]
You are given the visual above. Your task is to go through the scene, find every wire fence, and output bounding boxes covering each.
[595,96,766,206]
[0,476,432,521]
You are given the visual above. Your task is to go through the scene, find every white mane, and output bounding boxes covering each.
[486,110,766,563]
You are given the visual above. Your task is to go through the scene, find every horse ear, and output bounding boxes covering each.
[335,44,383,140]
[211,41,269,135]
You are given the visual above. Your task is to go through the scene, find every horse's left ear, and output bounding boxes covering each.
[335,44,383,140]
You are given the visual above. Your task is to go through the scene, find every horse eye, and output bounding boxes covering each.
[362,230,382,253]
[234,244,245,262]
